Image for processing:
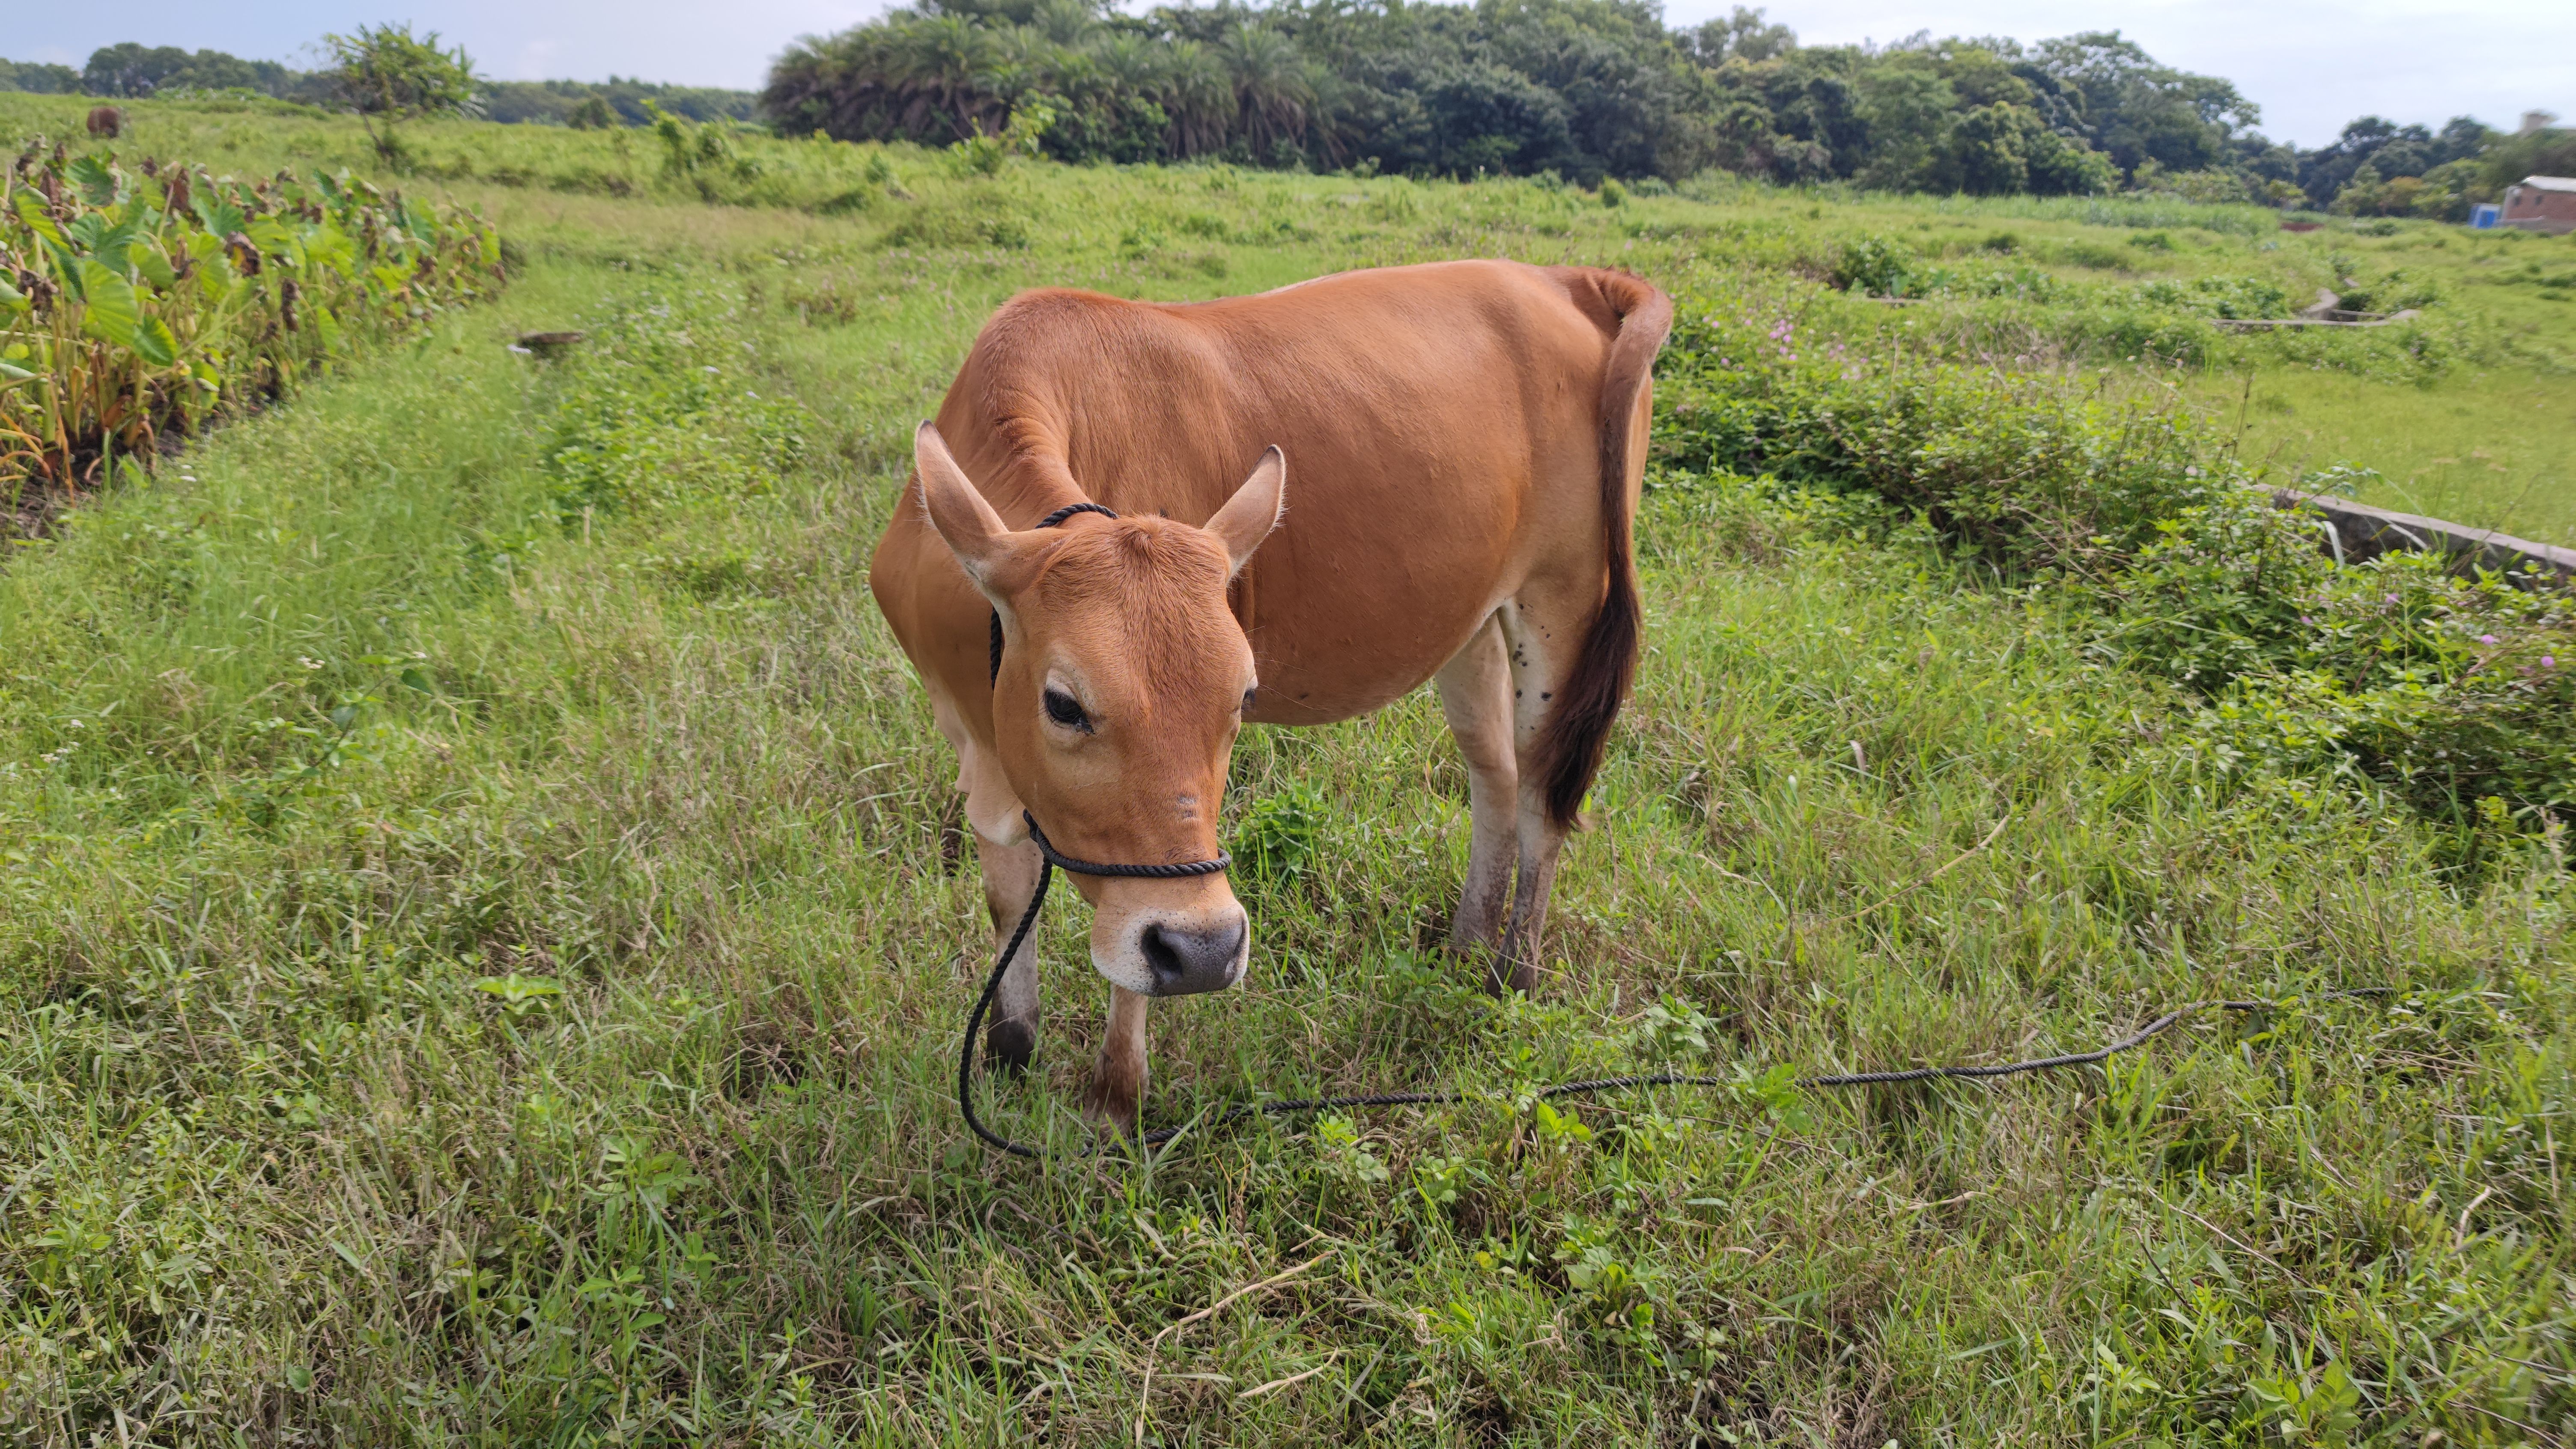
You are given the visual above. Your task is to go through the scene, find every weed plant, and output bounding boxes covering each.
[1657,312,2576,872]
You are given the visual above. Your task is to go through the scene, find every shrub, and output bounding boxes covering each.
[540,288,807,520]
[1830,234,1914,297]
[1652,309,2576,867]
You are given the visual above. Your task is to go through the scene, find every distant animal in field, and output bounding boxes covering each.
[871,259,1672,1131]
[86,107,125,139]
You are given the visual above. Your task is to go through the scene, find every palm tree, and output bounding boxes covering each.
[981,25,1068,118]
[1161,40,1234,156]
[1222,27,1315,161]
[1089,33,1166,100]
[887,15,1004,140]
[1029,0,1099,48]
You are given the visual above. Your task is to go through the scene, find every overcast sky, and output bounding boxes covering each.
[11,0,2568,151]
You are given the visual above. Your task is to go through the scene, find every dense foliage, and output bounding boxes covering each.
[0,60,90,98]
[763,0,2164,188]
[1653,311,2576,871]
[480,79,759,128]
[5,24,2564,211]
[1,140,501,518]
[75,44,321,104]
[762,0,2552,206]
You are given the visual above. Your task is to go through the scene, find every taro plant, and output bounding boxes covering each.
[1,140,500,518]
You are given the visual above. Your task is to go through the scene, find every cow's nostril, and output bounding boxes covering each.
[1137,918,1246,996]
[1140,923,1187,986]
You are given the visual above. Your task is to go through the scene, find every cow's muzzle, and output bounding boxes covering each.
[1137,913,1247,996]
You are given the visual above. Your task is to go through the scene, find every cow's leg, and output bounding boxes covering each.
[1084,986,1152,1133]
[974,827,1045,1071]
[932,685,1042,1072]
[1491,584,1600,994]
[1435,610,1520,972]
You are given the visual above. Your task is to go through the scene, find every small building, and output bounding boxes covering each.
[2500,176,2576,234]
[2469,202,2501,228]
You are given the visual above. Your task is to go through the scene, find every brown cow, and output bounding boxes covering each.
[870,259,1673,1130]
[87,107,125,140]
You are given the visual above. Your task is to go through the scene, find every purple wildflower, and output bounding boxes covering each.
[2479,635,2498,645]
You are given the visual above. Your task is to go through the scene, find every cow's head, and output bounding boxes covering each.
[914,422,1284,998]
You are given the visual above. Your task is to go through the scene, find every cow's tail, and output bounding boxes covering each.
[1535,271,1673,832]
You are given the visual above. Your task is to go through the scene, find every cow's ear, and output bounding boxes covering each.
[915,422,1013,590]
[1205,446,1285,579]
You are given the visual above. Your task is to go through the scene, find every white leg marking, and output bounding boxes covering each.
[1435,611,1518,958]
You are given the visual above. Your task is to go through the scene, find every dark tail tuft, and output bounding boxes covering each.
[1536,271,1673,831]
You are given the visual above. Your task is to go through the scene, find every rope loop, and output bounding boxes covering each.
[1026,814,1231,879]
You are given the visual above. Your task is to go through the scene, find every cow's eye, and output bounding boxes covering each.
[1241,686,1257,714]
[1043,688,1090,731]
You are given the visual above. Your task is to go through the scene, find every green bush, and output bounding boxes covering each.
[540,289,807,521]
[1653,309,2576,868]
[1829,234,1915,296]
[2133,274,2291,319]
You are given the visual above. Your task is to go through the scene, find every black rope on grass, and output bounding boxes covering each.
[957,815,2393,1159]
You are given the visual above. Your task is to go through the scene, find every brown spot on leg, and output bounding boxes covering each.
[1491,592,1580,996]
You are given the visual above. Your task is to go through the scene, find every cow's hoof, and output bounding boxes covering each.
[1080,1085,1140,1137]
[984,1018,1035,1076]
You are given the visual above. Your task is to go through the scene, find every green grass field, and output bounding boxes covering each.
[3,97,2572,1444]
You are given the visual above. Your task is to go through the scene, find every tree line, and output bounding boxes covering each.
[8,12,2567,211]
[761,0,2561,211]
[0,43,753,129]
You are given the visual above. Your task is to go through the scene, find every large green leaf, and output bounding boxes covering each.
[66,155,120,207]
[73,259,142,349]
[133,244,178,291]
[247,217,303,271]
[133,316,179,367]
[306,224,359,279]
[11,188,65,246]
[191,192,248,242]
[67,214,147,273]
